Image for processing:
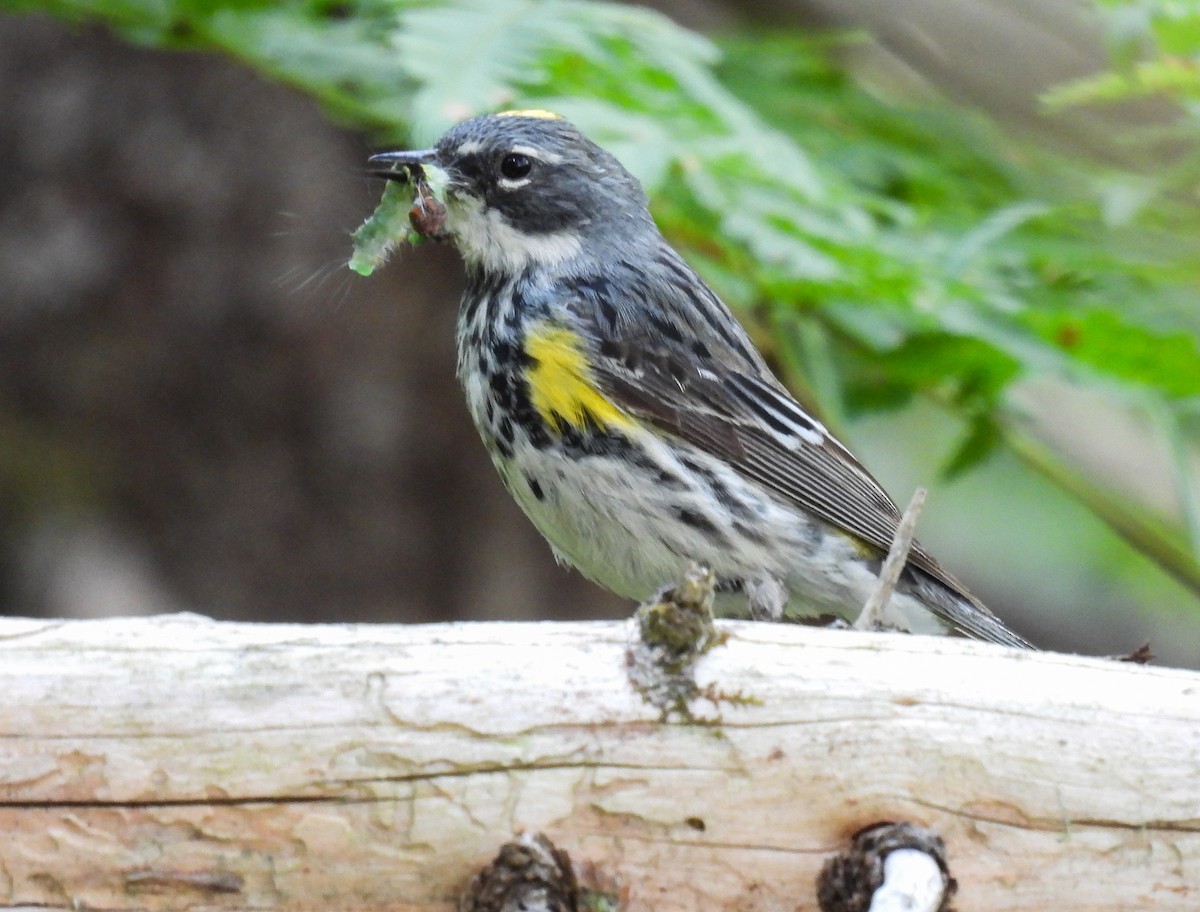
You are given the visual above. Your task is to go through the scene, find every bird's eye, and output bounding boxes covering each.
[500,153,532,180]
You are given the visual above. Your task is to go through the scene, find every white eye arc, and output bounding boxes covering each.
[496,152,534,191]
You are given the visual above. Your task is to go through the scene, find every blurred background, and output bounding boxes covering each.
[1,0,1198,665]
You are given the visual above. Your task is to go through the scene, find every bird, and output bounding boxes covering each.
[366,110,1032,649]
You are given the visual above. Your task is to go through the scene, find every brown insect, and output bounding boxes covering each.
[409,174,448,238]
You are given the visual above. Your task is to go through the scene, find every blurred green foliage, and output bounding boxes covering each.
[1045,0,1200,106]
[5,0,1200,602]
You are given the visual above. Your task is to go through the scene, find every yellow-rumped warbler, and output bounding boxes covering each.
[368,111,1031,649]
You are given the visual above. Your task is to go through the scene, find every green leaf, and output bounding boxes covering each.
[1044,58,1200,106]
[394,0,608,138]
[1024,310,1200,398]
[940,416,1003,481]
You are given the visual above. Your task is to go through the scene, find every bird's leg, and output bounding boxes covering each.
[745,576,789,621]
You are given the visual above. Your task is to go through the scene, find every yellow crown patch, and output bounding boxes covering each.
[496,109,564,121]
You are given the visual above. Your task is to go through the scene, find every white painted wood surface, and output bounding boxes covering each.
[0,614,1196,911]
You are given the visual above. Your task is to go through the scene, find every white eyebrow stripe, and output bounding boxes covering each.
[510,144,563,164]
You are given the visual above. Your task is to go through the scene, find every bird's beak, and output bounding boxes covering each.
[367,148,440,183]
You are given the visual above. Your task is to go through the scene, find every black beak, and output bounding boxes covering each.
[367,148,438,182]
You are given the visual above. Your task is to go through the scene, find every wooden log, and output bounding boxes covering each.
[0,614,1196,911]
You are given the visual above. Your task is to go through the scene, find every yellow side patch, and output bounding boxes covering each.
[525,324,633,434]
[497,109,563,121]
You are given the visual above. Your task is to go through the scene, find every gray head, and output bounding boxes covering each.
[370,112,657,273]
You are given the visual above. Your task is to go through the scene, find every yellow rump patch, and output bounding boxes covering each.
[525,324,633,434]
[496,109,564,121]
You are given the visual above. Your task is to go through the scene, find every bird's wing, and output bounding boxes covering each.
[560,261,973,607]
[592,329,927,560]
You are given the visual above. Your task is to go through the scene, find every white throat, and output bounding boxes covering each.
[446,195,582,273]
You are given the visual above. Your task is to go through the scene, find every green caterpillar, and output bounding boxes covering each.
[349,167,449,277]
[349,181,416,277]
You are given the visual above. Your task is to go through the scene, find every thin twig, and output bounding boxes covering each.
[856,488,927,631]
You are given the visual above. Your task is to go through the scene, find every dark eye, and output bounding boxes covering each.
[500,153,532,179]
